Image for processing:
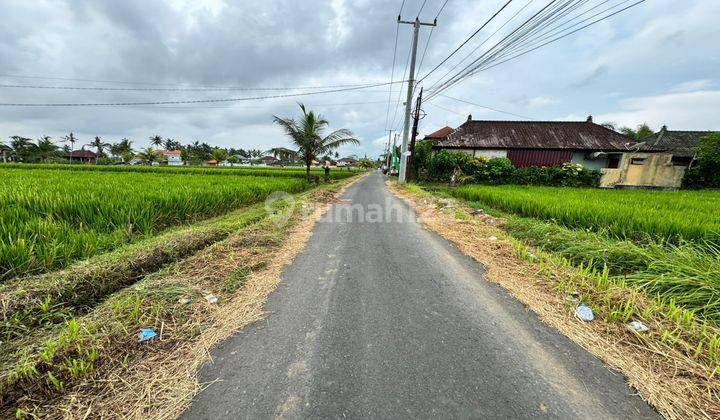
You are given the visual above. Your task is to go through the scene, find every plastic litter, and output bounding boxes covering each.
[205,294,218,304]
[138,328,157,342]
[178,296,190,305]
[628,320,649,332]
[488,236,498,241]
[575,304,594,322]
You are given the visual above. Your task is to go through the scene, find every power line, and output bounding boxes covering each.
[417,0,514,84]
[0,81,406,107]
[435,93,535,119]
[416,0,450,77]
[384,21,402,131]
[426,0,644,100]
[0,81,393,92]
[417,0,429,17]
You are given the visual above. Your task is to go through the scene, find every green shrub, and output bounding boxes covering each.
[683,132,720,188]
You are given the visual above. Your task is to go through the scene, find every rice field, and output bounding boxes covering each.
[0,163,359,180]
[450,185,720,244]
[0,168,311,280]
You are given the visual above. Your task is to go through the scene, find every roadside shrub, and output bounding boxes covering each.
[683,132,720,188]
[419,151,599,187]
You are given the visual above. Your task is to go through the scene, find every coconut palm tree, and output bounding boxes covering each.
[273,103,359,179]
[149,135,163,150]
[110,138,134,161]
[62,132,77,161]
[138,147,159,164]
[36,136,60,162]
[87,136,110,157]
[211,148,228,163]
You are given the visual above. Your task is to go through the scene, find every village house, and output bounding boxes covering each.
[429,115,636,170]
[426,116,713,189]
[260,155,282,166]
[336,157,358,167]
[161,149,183,166]
[64,149,97,164]
[599,126,713,189]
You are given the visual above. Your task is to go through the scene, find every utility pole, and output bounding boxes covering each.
[384,129,394,175]
[406,87,423,182]
[398,16,436,183]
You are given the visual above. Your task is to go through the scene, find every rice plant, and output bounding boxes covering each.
[451,185,720,244]
[0,168,310,280]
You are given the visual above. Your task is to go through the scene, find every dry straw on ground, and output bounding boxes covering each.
[389,183,719,420]
[27,176,363,419]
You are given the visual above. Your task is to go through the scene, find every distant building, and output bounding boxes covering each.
[260,156,281,166]
[426,116,714,190]
[65,149,97,164]
[430,115,635,170]
[161,149,183,166]
[599,126,715,189]
[205,160,218,166]
[336,157,358,167]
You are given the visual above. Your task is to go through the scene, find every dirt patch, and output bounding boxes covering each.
[389,182,719,420]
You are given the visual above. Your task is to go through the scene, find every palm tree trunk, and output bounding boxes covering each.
[306,160,311,181]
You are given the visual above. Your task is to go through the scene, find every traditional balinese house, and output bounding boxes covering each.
[64,149,97,164]
[431,115,634,170]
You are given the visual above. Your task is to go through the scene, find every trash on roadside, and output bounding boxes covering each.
[138,328,157,342]
[488,236,498,241]
[178,296,190,305]
[205,294,218,304]
[575,304,594,322]
[628,320,649,332]
[527,252,538,261]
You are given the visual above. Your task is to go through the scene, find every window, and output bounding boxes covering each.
[630,157,646,165]
[607,155,621,169]
[671,156,692,166]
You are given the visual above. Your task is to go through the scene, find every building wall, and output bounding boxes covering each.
[571,152,610,170]
[600,153,686,189]
[167,155,183,166]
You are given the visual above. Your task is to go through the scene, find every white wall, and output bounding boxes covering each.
[571,152,609,170]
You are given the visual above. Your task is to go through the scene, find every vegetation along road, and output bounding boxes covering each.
[183,173,658,419]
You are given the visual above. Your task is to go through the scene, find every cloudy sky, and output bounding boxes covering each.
[1,0,718,158]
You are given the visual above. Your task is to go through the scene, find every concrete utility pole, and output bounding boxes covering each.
[385,129,394,175]
[398,16,436,183]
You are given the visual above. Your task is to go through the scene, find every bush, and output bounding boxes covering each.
[683,132,720,188]
[418,150,600,187]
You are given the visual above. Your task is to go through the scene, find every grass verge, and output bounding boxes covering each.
[390,182,720,420]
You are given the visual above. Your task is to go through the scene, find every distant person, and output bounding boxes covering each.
[324,160,331,182]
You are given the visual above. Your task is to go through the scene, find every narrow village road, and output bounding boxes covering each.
[183,173,658,419]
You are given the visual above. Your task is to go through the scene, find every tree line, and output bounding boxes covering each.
[0,133,270,165]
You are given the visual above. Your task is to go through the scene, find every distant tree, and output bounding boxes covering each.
[110,138,134,160]
[10,136,38,162]
[683,132,720,188]
[227,155,240,164]
[62,132,78,161]
[87,136,110,157]
[36,136,60,162]
[163,138,181,150]
[138,147,160,164]
[358,157,375,169]
[334,151,339,159]
[180,148,192,165]
[149,135,163,149]
[619,123,654,141]
[211,148,228,162]
[600,122,617,131]
[273,103,359,179]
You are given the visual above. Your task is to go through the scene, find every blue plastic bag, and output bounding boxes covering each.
[138,328,157,342]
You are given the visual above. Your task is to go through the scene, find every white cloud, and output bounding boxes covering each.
[525,96,560,108]
[670,79,714,93]
[595,90,720,130]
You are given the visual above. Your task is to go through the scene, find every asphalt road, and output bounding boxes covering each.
[183,173,658,419]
